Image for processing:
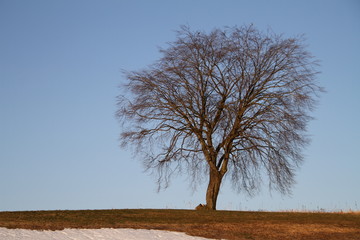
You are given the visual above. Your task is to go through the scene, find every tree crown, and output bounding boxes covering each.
[117,25,322,194]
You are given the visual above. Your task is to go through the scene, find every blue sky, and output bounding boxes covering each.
[1,0,359,211]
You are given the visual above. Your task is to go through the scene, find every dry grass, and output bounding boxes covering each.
[0,209,359,240]
[282,209,360,214]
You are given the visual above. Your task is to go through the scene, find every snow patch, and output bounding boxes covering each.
[0,228,213,240]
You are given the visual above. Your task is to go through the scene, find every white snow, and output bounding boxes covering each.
[0,227,214,240]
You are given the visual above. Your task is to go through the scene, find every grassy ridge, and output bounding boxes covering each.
[0,209,359,240]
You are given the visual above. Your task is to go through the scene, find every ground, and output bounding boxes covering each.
[0,209,359,240]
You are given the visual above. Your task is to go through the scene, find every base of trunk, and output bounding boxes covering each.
[205,169,223,210]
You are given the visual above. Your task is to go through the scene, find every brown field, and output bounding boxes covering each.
[0,209,359,240]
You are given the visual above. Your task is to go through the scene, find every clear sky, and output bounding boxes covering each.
[1,0,359,212]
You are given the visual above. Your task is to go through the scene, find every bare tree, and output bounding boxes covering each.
[117,25,322,210]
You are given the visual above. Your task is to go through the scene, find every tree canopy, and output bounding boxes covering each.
[117,25,322,210]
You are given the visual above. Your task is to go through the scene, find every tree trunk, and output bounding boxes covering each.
[205,168,223,210]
